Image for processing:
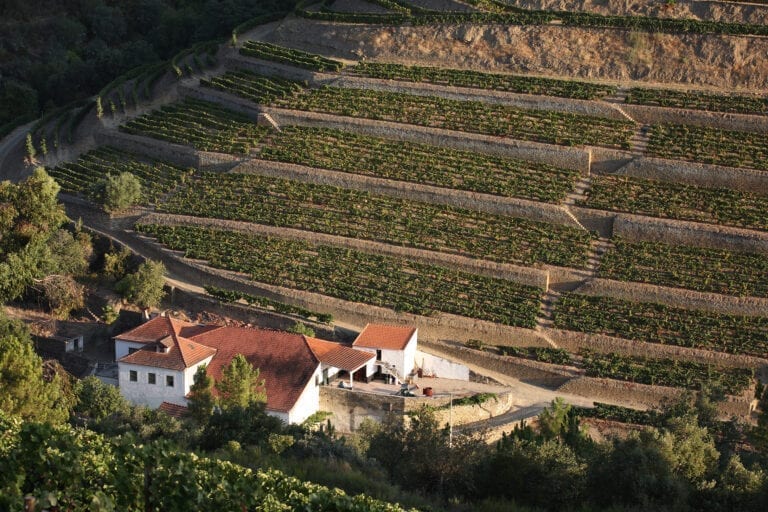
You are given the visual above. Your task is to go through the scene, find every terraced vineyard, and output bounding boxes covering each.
[580,350,754,395]
[136,224,543,327]
[626,87,768,116]
[580,175,768,231]
[599,238,768,298]
[200,69,303,104]
[554,293,768,357]
[257,126,579,202]
[159,172,593,267]
[48,147,194,204]
[239,41,344,72]
[349,62,616,99]
[120,99,268,154]
[269,86,635,148]
[648,123,768,171]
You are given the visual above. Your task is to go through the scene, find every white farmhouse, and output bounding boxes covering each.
[115,316,375,424]
[352,323,418,383]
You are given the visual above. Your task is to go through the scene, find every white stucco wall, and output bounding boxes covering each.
[402,331,418,377]
[415,350,469,380]
[114,339,148,361]
[357,329,418,381]
[286,366,322,424]
[118,362,188,409]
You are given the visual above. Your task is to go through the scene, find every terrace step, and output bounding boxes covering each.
[584,237,615,277]
[257,112,282,132]
[563,175,592,207]
[629,125,651,157]
[535,289,562,348]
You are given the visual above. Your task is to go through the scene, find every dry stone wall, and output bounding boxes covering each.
[623,104,768,134]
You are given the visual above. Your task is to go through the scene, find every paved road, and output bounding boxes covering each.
[0,121,35,181]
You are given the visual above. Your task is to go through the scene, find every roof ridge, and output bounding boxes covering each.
[302,335,321,366]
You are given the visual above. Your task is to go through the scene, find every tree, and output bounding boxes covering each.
[116,260,165,310]
[0,313,72,424]
[187,364,215,424]
[288,321,315,337]
[74,376,129,421]
[103,172,142,212]
[215,354,266,410]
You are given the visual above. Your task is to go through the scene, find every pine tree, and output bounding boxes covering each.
[216,355,266,410]
[187,364,215,423]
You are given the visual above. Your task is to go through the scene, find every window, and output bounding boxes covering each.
[128,348,138,355]
[129,370,137,382]
[166,375,174,387]
[376,349,382,361]
[148,373,156,385]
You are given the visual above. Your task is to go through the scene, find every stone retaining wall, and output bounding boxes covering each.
[577,278,768,317]
[623,103,768,134]
[232,158,580,230]
[140,212,551,288]
[548,328,768,369]
[95,131,199,168]
[431,391,515,427]
[260,107,592,172]
[611,213,768,254]
[610,157,768,195]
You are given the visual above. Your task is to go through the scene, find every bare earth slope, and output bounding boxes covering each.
[264,18,768,91]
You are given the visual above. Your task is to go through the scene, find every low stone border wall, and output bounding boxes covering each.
[261,107,592,172]
[232,158,580,229]
[548,328,768,369]
[611,213,768,255]
[577,278,768,317]
[140,212,551,288]
[623,103,768,134]
[611,156,768,195]
[431,391,515,427]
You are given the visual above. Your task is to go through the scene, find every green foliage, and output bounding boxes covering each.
[160,172,593,268]
[626,87,768,116]
[200,401,283,451]
[25,133,35,161]
[0,314,72,424]
[288,322,315,337]
[0,79,38,125]
[102,245,132,280]
[103,172,142,212]
[600,237,768,298]
[187,364,215,424]
[257,125,581,203]
[239,41,344,71]
[216,355,266,410]
[555,293,768,357]
[115,260,166,310]
[101,305,119,325]
[137,224,543,328]
[205,286,333,323]
[74,376,129,421]
[352,61,616,99]
[497,345,572,365]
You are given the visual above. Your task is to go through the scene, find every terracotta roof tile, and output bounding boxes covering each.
[115,316,217,345]
[353,324,416,351]
[158,402,188,419]
[118,336,216,371]
[191,327,319,414]
[306,337,374,372]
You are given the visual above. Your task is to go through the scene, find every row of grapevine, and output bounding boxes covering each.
[239,41,344,72]
[580,350,753,395]
[349,62,616,100]
[580,174,768,231]
[159,172,594,268]
[599,237,768,298]
[268,85,635,149]
[626,87,767,116]
[573,402,659,425]
[49,146,194,204]
[554,293,768,357]
[648,123,768,171]
[136,224,543,327]
[496,345,572,365]
[204,285,333,323]
[120,98,269,154]
[257,126,580,202]
[200,69,303,104]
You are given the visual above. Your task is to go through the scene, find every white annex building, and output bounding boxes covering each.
[114,316,417,423]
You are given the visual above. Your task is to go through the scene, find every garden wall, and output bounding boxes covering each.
[610,156,768,195]
[415,350,470,380]
[231,158,580,229]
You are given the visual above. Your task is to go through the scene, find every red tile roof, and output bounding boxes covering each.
[353,324,417,351]
[119,337,216,371]
[306,337,374,372]
[115,316,218,345]
[191,327,319,413]
[158,401,188,419]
